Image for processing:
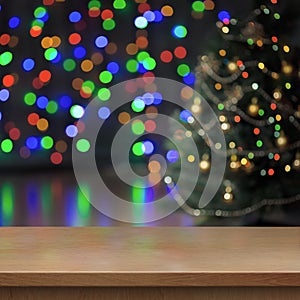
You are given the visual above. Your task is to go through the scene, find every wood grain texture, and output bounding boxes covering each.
[1,287,300,300]
[0,227,300,286]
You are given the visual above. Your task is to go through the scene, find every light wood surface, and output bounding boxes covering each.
[0,227,300,287]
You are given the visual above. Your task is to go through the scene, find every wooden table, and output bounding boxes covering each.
[0,227,300,299]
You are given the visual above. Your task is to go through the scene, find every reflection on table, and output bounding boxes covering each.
[0,170,197,226]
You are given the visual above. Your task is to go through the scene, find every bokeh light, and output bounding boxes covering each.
[0,0,219,168]
[172,25,187,38]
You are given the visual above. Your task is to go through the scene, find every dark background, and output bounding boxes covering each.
[0,0,299,225]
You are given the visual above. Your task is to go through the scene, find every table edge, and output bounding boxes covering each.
[1,272,300,287]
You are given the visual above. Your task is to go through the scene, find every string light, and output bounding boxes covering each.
[178,2,300,215]
[168,182,300,217]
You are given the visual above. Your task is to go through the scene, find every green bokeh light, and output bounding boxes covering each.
[41,136,54,149]
[113,0,126,9]
[126,59,138,73]
[1,139,13,153]
[98,88,111,101]
[34,6,47,18]
[258,109,265,116]
[131,98,145,112]
[24,92,36,106]
[0,52,13,66]
[70,105,84,118]
[63,59,76,71]
[143,57,156,70]
[137,51,149,62]
[218,103,225,111]
[131,121,145,135]
[82,80,95,94]
[99,70,113,84]
[31,19,45,28]
[192,1,205,12]
[177,64,190,76]
[132,142,144,156]
[248,152,255,159]
[247,38,254,45]
[256,140,263,148]
[44,48,58,61]
[76,139,91,153]
[88,0,101,9]
[46,100,58,114]
[103,19,116,30]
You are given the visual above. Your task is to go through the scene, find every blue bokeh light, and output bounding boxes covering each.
[95,35,108,48]
[153,92,163,105]
[143,11,155,22]
[22,58,35,71]
[98,107,111,120]
[36,96,49,109]
[65,125,78,138]
[143,141,154,155]
[218,10,231,22]
[107,62,119,74]
[69,11,82,23]
[59,95,72,109]
[166,150,179,163]
[143,93,154,105]
[179,110,192,122]
[0,89,10,102]
[26,137,39,150]
[8,16,20,29]
[153,10,163,22]
[73,46,86,59]
[183,73,196,85]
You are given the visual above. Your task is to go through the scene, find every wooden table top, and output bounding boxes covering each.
[0,227,300,286]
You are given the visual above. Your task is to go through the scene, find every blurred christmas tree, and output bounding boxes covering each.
[169,0,300,224]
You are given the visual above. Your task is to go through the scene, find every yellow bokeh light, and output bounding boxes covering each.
[258,62,265,69]
[241,158,248,165]
[187,155,195,163]
[161,5,174,17]
[81,60,93,72]
[283,45,290,53]
[41,37,53,49]
[118,112,131,124]
[229,142,236,149]
[52,36,61,47]
[219,49,226,57]
[215,83,222,90]
[37,118,49,131]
